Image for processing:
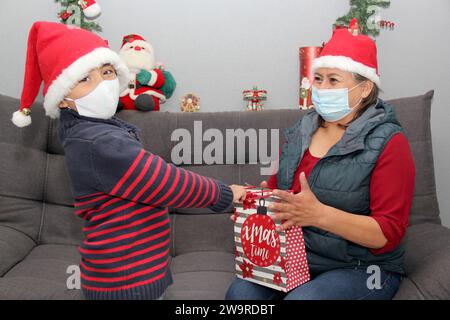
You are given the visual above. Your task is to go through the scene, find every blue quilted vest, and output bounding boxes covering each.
[277,99,405,275]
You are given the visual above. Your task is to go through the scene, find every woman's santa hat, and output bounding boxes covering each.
[312,19,380,86]
[12,21,130,128]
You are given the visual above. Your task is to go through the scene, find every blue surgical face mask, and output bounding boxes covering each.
[311,82,365,122]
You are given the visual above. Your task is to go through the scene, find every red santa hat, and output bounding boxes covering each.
[12,21,130,128]
[312,20,380,86]
[121,34,147,48]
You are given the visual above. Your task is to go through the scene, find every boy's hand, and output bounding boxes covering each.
[229,184,246,203]
[229,183,270,222]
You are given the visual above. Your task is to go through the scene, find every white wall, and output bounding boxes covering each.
[1,0,449,226]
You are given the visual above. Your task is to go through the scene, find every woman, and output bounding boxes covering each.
[226,26,415,300]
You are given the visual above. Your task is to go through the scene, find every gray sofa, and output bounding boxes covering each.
[1,90,449,300]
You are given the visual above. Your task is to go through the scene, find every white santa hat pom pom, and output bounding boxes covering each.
[83,3,101,20]
[12,110,32,128]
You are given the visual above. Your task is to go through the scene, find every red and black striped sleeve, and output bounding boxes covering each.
[90,131,233,212]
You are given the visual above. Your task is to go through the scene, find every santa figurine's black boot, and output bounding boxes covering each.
[134,94,155,111]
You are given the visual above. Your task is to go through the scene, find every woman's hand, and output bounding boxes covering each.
[229,184,247,203]
[269,172,326,231]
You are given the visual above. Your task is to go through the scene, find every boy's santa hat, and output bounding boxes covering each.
[312,19,380,86]
[12,21,130,128]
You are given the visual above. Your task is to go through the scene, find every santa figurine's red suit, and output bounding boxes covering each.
[118,34,176,111]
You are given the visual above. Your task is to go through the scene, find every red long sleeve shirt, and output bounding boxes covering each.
[268,132,415,255]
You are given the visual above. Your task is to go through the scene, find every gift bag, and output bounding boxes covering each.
[233,187,310,292]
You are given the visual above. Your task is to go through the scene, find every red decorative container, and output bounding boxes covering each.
[299,46,322,109]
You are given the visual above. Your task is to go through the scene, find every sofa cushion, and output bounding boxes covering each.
[0,225,35,277]
[167,251,235,300]
[0,277,84,300]
[386,91,440,225]
[393,277,425,300]
[0,94,49,152]
[39,203,84,245]
[0,196,42,243]
[394,223,450,299]
[0,244,83,299]
[171,213,234,256]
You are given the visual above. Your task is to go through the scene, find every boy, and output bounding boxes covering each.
[12,21,246,300]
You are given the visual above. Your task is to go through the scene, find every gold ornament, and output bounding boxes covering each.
[181,93,200,112]
[21,108,31,116]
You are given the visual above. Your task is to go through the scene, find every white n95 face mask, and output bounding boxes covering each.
[65,79,120,119]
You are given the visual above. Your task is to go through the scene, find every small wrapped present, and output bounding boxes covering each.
[233,187,310,292]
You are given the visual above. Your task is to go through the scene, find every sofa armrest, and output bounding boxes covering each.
[0,225,35,277]
[394,223,450,299]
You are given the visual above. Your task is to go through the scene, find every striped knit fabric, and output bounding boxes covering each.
[59,108,233,299]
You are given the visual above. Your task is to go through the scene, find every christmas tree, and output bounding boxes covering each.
[55,0,102,32]
[335,0,391,37]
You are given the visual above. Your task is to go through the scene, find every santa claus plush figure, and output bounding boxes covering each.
[118,34,176,111]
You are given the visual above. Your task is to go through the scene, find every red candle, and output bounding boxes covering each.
[299,46,322,109]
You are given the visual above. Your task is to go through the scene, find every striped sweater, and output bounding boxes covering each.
[58,107,233,300]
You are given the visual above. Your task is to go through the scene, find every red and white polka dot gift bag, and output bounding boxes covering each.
[233,187,310,292]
